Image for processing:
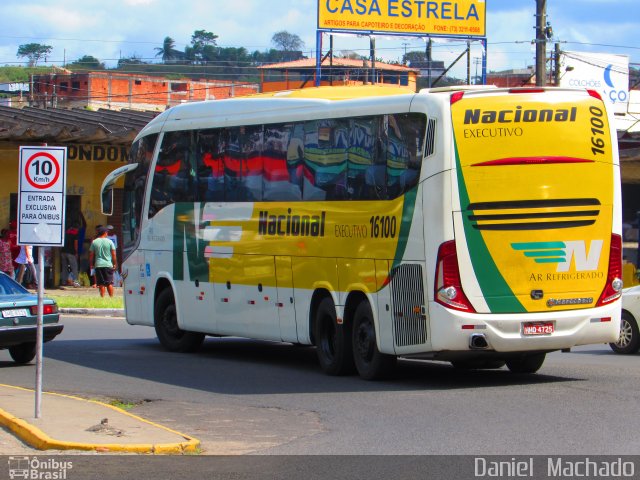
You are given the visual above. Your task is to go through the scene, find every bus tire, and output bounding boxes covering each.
[154,288,204,353]
[609,311,640,354]
[352,301,396,380]
[505,353,546,374]
[9,342,36,364]
[314,296,355,376]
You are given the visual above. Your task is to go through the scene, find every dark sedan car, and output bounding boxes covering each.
[0,272,63,364]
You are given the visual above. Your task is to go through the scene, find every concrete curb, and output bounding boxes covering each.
[60,308,125,317]
[0,385,200,454]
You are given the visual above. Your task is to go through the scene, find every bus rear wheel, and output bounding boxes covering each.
[314,297,354,375]
[154,288,204,353]
[352,301,396,380]
[505,353,546,374]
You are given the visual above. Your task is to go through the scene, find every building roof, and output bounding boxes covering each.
[258,57,418,73]
[0,106,159,145]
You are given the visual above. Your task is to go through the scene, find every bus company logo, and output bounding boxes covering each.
[511,240,603,272]
[463,106,577,125]
[258,209,326,237]
[8,456,73,479]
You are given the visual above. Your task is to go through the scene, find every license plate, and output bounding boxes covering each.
[523,322,554,335]
[2,308,28,318]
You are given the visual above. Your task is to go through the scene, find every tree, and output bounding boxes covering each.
[66,55,105,70]
[271,31,304,52]
[403,51,427,66]
[117,55,147,68]
[17,43,53,67]
[154,37,182,63]
[189,30,219,64]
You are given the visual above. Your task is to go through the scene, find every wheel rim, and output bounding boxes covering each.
[319,316,337,360]
[616,319,633,348]
[355,318,374,364]
[162,305,183,338]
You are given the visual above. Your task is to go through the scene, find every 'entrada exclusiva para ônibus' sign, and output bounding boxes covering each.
[317,0,486,37]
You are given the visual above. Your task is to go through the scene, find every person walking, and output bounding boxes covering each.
[0,229,14,277]
[15,244,38,288]
[89,225,117,297]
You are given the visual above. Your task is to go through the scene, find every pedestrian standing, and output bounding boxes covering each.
[89,225,117,297]
[0,229,14,277]
[60,223,80,286]
[15,244,38,288]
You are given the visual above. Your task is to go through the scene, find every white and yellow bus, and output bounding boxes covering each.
[101,85,622,379]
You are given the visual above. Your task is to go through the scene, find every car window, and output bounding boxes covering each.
[0,274,28,295]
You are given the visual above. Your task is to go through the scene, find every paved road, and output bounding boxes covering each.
[1,315,639,456]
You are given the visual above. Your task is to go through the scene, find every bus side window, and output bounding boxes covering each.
[348,116,387,200]
[386,113,425,198]
[263,123,302,201]
[243,126,264,202]
[196,129,225,202]
[224,127,263,202]
[303,119,348,201]
[150,131,194,217]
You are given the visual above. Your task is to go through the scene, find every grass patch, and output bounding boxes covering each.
[108,399,138,411]
[47,294,124,309]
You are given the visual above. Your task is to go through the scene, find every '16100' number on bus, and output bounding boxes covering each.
[370,216,397,239]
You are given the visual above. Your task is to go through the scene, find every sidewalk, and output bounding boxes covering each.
[0,384,200,454]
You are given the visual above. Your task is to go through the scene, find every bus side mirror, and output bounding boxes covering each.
[101,188,113,216]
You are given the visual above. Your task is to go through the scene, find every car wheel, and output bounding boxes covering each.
[505,353,546,374]
[352,301,396,380]
[610,311,640,354]
[314,296,355,375]
[9,342,36,364]
[154,288,204,353]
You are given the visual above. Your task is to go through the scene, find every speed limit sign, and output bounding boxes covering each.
[18,146,67,246]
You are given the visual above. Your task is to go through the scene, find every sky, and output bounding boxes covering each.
[0,0,638,78]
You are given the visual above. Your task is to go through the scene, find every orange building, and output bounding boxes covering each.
[258,57,418,92]
[31,71,260,111]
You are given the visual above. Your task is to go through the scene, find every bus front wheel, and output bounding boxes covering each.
[352,301,396,380]
[154,288,205,353]
[314,297,354,375]
[505,353,546,374]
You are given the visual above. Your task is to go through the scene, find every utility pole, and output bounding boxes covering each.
[535,0,547,86]
[554,42,561,86]
[426,37,433,88]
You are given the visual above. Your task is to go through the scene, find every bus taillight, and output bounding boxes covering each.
[435,241,475,312]
[596,233,623,307]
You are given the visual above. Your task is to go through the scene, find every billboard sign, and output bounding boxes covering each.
[559,51,629,115]
[317,0,486,37]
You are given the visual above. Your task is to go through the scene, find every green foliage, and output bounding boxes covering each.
[66,55,106,71]
[271,31,305,52]
[0,66,58,83]
[47,292,124,309]
[17,43,53,67]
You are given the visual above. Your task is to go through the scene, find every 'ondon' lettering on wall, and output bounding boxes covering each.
[66,144,129,163]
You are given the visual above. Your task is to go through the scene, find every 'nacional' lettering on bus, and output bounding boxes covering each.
[463,106,578,125]
[258,209,326,237]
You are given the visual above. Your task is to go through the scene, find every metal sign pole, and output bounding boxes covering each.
[35,247,44,418]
